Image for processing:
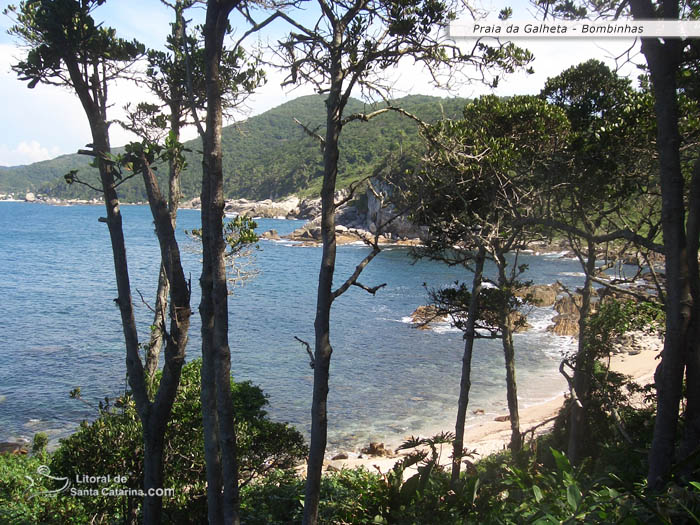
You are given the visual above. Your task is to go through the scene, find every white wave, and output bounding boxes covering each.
[559,271,585,277]
[543,250,570,258]
[432,322,461,334]
[525,308,556,333]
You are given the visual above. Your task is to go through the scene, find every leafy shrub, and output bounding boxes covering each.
[49,359,307,523]
[0,453,89,524]
[240,467,384,525]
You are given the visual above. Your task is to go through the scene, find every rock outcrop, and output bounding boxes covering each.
[224,196,300,219]
[547,294,584,336]
[515,283,561,307]
[410,305,447,329]
[360,442,394,457]
[0,442,28,455]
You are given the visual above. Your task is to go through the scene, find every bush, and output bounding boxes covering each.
[0,453,89,524]
[240,467,384,525]
[49,359,307,523]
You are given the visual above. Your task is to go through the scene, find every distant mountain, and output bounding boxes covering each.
[0,94,468,202]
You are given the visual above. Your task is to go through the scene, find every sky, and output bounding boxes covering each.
[0,0,644,168]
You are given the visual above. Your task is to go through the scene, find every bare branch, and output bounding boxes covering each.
[352,281,387,295]
[136,288,158,315]
[293,118,325,149]
[331,245,381,300]
[294,336,314,368]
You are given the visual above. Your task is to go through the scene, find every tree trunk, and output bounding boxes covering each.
[140,157,191,524]
[451,247,485,486]
[62,21,192,524]
[567,239,596,464]
[632,18,688,490]
[146,264,170,381]
[201,2,241,522]
[680,160,700,473]
[142,427,165,523]
[303,48,344,525]
[145,114,182,382]
[495,250,521,452]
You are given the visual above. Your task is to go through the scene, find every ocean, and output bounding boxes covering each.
[0,202,584,454]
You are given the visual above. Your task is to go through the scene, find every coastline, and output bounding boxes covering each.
[320,342,660,474]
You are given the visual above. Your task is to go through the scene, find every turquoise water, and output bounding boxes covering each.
[0,202,584,453]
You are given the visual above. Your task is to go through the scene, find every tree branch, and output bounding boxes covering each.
[294,336,314,368]
[331,244,381,300]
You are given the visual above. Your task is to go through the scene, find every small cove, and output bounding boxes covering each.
[0,202,584,454]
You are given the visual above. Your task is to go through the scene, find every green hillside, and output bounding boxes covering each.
[2,94,467,202]
[0,154,92,194]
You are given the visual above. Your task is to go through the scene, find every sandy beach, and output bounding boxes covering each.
[320,334,662,474]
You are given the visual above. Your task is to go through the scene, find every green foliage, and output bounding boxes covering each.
[410,94,569,254]
[240,467,385,524]
[5,0,144,89]
[374,432,462,524]
[224,215,259,254]
[0,453,89,524]
[585,299,665,360]
[48,359,307,523]
[540,59,660,240]
[31,432,48,456]
[429,281,529,336]
[547,299,663,462]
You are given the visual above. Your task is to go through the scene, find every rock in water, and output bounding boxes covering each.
[515,283,561,307]
[548,313,579,336]
[410,305,447,329]
[361,442,393,457]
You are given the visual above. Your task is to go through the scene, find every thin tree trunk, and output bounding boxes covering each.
[303,48,344,525]
[495,250,521,452]
[140,157,191,524]
[199,167,224,522]
[146,264,170,381]
[64,22,192,524]
[145,117,182,382]
[567,239,596,464]
[451,247,485,486]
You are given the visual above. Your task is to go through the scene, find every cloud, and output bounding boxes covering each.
[0,141,61,167]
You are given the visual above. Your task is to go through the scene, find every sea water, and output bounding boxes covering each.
[0,202,584,453]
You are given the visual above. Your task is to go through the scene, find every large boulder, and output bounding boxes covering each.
[554,294,583,315]
[516,283,561,307]
[296,198,322,220]
[548,313,579,336]
[261,229,280,240]
[224,197,301,219]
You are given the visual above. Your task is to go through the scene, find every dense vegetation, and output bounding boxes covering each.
[0,94,466,202]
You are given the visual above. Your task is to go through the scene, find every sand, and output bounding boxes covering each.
[319,333,662,475]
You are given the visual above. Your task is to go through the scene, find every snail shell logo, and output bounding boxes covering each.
[25,465,71,499]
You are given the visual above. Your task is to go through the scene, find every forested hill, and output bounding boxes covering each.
[0,94,467,202]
